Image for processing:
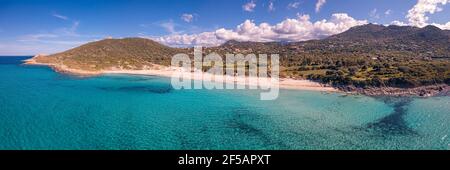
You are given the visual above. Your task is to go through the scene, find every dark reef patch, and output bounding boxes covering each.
[117,85,172,93]
[106,75,157,82]
[98,85,172,94]
[54,74,93,81]
[364,97,417,136]
[226,107,289,149]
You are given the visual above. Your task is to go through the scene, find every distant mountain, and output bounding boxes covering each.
[315,24,450,59]
[328,24,450,41]
[328,24,418,40]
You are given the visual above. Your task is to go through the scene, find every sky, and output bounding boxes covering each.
[0,0,449,55]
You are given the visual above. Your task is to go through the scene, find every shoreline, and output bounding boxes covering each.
[23,57,449,97]
[339,84,450,97]
[23,57,339,92]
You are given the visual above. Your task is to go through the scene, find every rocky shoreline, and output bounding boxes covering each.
[339,84,450,97]
[24,55,449,97]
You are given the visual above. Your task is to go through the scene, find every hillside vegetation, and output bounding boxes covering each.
[35,38,185,71]
[33,24,450,88]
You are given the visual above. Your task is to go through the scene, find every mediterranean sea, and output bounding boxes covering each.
[0,56,448,149]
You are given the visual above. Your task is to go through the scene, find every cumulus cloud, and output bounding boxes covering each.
[287,1,300,9]
[315,0,326,12]
[154,13,367,47]
[407,0,450,28]
[243,1,256,12]
[181,13,194,23]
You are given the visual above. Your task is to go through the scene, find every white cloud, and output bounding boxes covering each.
[154,13,367,47]
[2,30,92,55]
[390,20,408,26]
[49,13,80,37]
[431,22,450,29]
[369,8,380,19]
[159,20,181,34]
[4,18,103,55]
[381,0,450,30]
[243,1,256,12]
[152,32,223,47]
[0,39,89,55]
[268,1,275,11]
[2,14,105,55]
[139,24,151,28]
[52,13,68,20]
[287,1,300,9]
[19,21,81,42]
[59,21,80,37]
[385,9,392,15]
[181,13,194,23]
[315,0,326,12]
[19,33,59,42]
[407,0,449,28]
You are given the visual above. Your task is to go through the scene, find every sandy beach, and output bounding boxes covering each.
[24,57,338,92]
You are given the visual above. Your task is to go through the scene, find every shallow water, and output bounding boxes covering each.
[0,57,449,150]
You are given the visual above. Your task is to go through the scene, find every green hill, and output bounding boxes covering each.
[34,38,186,71]
[33,24,450,88]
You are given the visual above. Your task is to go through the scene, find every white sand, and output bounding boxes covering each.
[25,58,338,92]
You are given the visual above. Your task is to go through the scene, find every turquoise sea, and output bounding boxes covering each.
[0,56,449,150]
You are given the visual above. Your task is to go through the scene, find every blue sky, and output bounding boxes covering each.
[0,0,449,55]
